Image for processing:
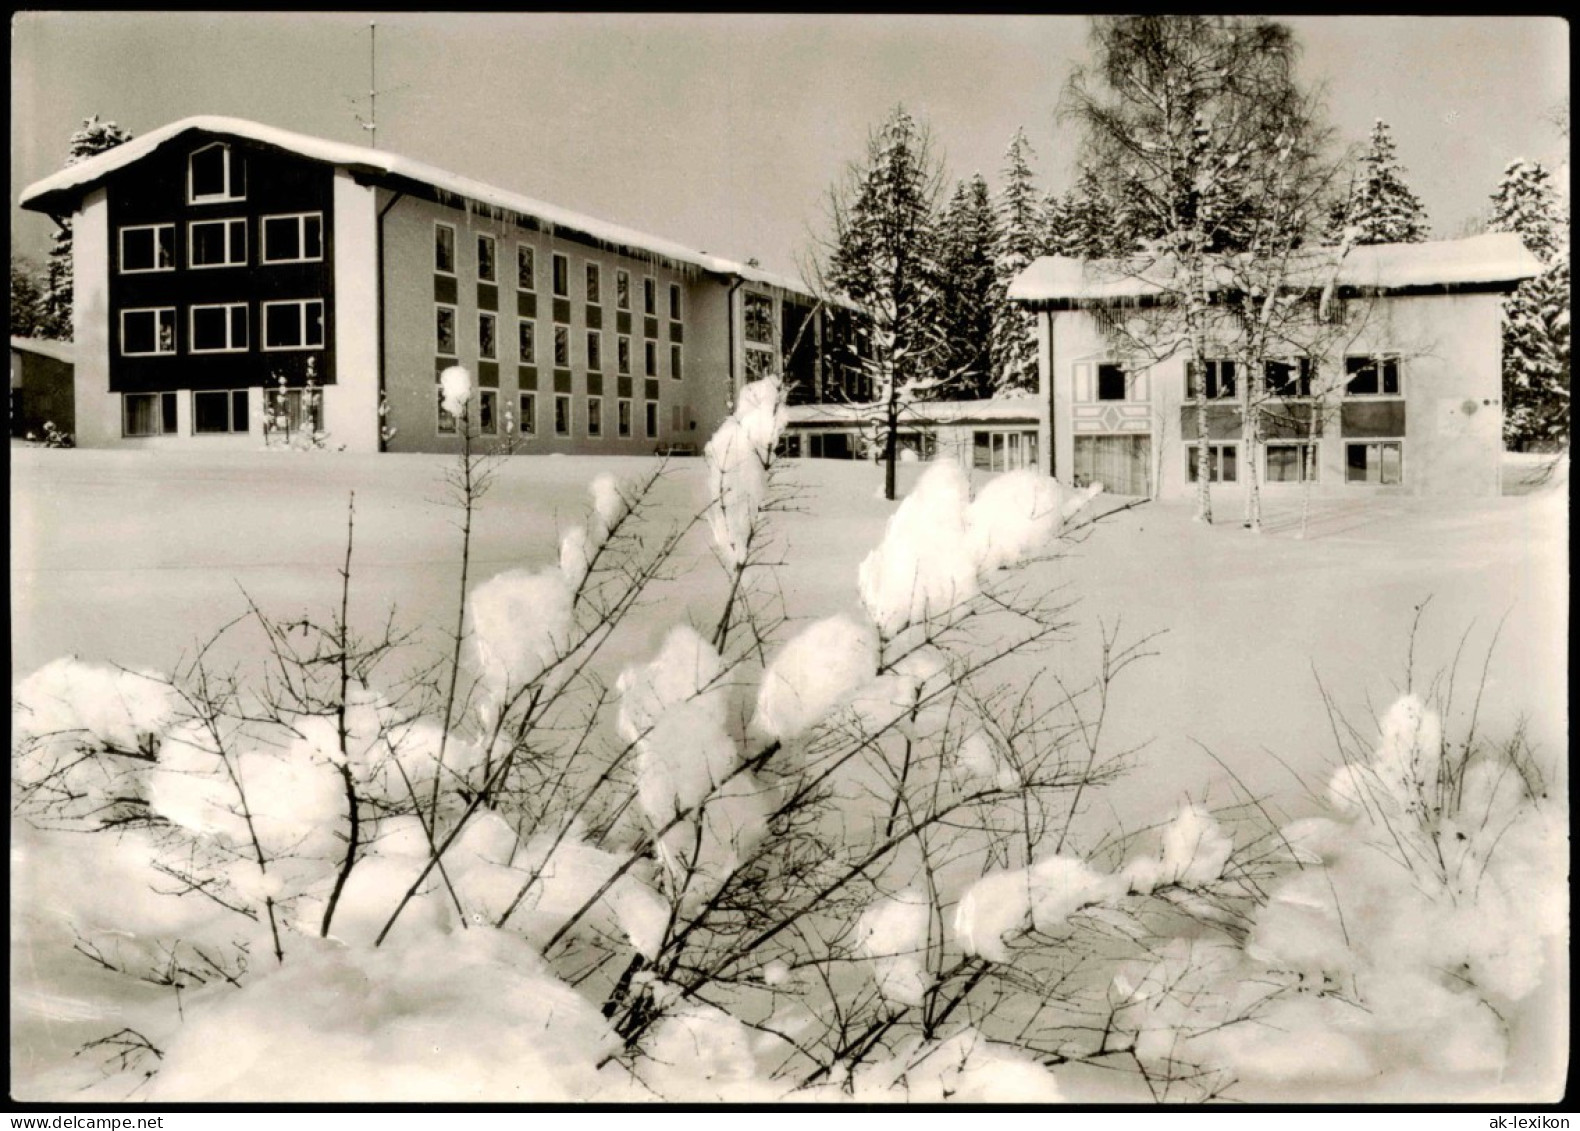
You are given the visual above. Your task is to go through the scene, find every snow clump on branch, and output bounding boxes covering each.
[439,365,472,418]
[705,379,786,568]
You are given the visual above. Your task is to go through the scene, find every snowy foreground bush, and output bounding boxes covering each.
[11,379,1565,1102]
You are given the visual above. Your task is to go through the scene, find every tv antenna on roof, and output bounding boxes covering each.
[349,21,408,149]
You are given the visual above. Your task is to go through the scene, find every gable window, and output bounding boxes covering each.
[435,224,456,275]
[1345,354,1402,397]
[188,143,244,204]
[436,305,458,356]
[744,293,775,345]
[518,319,537,363]
[261,214,323,264]
[262,300,323,351]
[193,389,250,435]
[517,245,536,291]
[477,234,496,283]
[121,308,177,356]
[554,393,572,436]
[124,392,178,437]
[1346,440,1403,485]
[119,225,175,273]
[1187,442,1238,483]
[553,254,570,298]
[1184,359,1235,400]
[190,303,249,353]
[669,283,683,321]
[1264,357,1313,398]
[1097,362,1130,401]
[644,401,658,439]
[1266,441,1318,482]
[616,269,631,310]
[586,263,601,306]
[479,312,497,360]
[586,331,602,372]
[189,218,247,268]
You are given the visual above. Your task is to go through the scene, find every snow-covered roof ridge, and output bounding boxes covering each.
[1008,231,1543,304]
[19,115,818,297]
[10,337,75,364]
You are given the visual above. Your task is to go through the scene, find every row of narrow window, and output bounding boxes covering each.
[121,300,324,356]
[436,226,684,319]
[437,389,666,440]
[436,308,680,379]
[119,214,322,272]
[1186,440,1404,485]
[1089,356,1404,402]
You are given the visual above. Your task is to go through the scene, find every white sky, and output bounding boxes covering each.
[10,14,1570,279]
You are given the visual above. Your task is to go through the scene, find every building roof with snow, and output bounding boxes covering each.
[1007,232,1543,309]
[19,115,820,299]
[10,337,75,365]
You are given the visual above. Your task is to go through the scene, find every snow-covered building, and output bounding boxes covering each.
[1009,233,1542,497]
[18,117,833,453]
[781,396,1044,472]
[10,337,75,439]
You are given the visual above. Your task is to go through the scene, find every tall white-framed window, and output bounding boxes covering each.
[643,275,657,316]
[477,234,497,283]
[435,223,457,275]
[587,396,603,437]
[744,291,776,382]
[436,304,458,357]
[617,335,631,375]
[188,142,244,204]
[586,262,601,307]
[644,400,658,439]
[554,393,572,436]
[119,224,175,274]
[669,282,683,321]
[192,389,250,435]
[553,254,570,298]
[189,218,247,268]
[586,330,602,372]
[190,303,249,354]
[517,244,536,291]
[120,307,177,356]
[517,319,536,363]
[263,299,325,351]
[518,391,537,436]
[554,325,570,368]
[1345,440,1404,485]
[617,398,632,437]
[1186,441,1239,483]
[616,269,631,310]
[477,388,498,434]
[644,340,658,377]
[1344,354,1403,397]
[1265,441,1319,482]
[261,213,324,264]
[479,311,497,360]
[670,344,682,381]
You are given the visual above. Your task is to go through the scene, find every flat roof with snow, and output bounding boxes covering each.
[19,116,820,298]
[10,337,75,365]
[1008,232,1542,308]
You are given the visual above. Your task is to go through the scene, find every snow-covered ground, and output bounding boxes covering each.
[10,445,1569,1101]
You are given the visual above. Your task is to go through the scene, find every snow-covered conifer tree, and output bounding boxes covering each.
[1324,119,1430,245]
[42,116,134,341]
[991,128,1044,394]
[937,175,999,399]
[1489,159,1569,447]
[824,105,947,500]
